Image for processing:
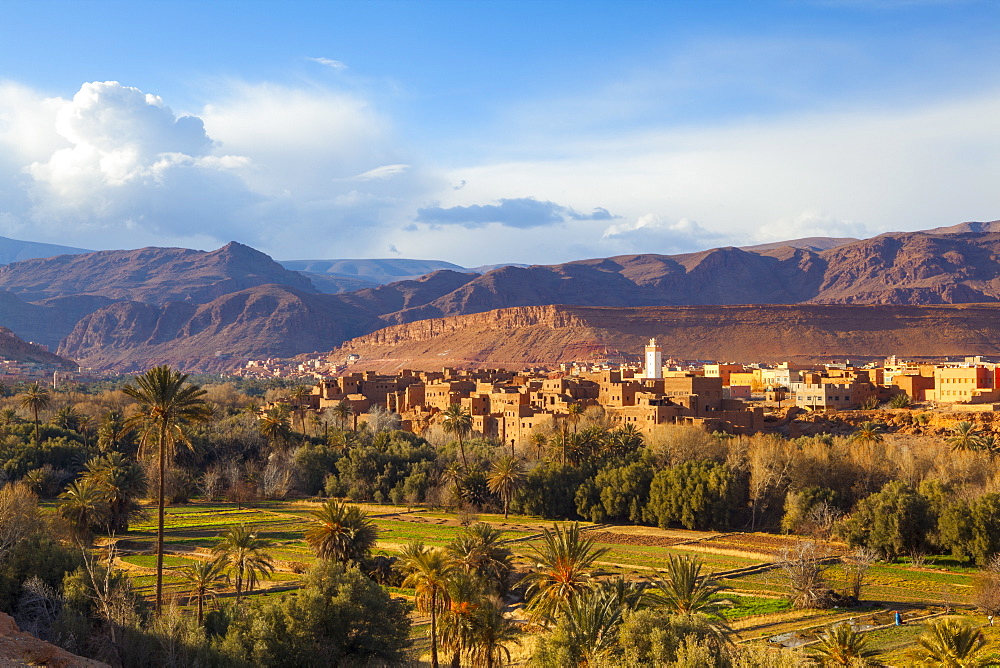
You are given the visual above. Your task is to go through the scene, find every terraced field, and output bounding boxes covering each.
[102,500,986,662]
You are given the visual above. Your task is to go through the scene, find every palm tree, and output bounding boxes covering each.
[304,499,378,566]
[523,522,609,624]
[850,421,884,446]
[445,522,513,596]
[400,542,454,668]
[905,617,999,667]
[647,554,731,619]
[122,365,212,614]
[0,407,19,427]
[288,385,311,438]
[212,523,275,601]
[567,402,585,435]
[258,405,292,448]
[179,557,228,624]
[52,405,82,431]
[97,410,132,453]
[467,597,520,668]
[808,622,881,667]
[948,421,983,452]
[85,451,148,533]
[442,403,473,470]
[607,423,644,459]
[557,586,627,666]
[19,382,51,443]
[58,477,110,543]
[486,456,523,519]
[331,400,353,433]
[438,570,483,667]
[530,432,547,461]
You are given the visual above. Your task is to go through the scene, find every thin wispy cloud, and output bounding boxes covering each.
[307,57,348,70]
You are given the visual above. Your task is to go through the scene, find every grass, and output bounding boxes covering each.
[723,594,793,620]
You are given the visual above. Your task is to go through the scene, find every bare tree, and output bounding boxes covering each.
[0,481,40,562]
[778,541,832,609]
[843,547,878,601]
[974,555,1000,622]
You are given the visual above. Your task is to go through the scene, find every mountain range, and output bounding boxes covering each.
[1,223,1000,371]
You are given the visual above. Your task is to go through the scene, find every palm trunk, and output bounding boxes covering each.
[156,422,166,615]
[458,434,468,470]
[197,591,204,624]
[33,407,39,443]
[431,590,439,668]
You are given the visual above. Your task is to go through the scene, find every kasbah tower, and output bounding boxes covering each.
[645,338,663,379]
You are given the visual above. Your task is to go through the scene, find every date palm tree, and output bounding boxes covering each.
[58,477,109,543]
[808,622,881,667]
[558,586,627,666]
[647,554,731,619]
[288,385,311,438]
[523,522,608,624]
[84,451,147,533]
[212,523,275,601]
[331,400,353,433]
[850,421,884,446]
[179,557,228,624]
[445,522,513,597]
[486,455,523,519]
[467,596,520,668]
[400,542,454,668]
[122,365,211,614]
[258,405,292,448]
[442,403,473,470]
[905,617,999,667]
[19,382,51,443]
[948,421,984,452]
[304,499,378,566]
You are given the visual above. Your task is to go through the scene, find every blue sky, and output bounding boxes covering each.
[1,0,999,265]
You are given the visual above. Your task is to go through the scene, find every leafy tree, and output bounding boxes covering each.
[644,460,746,531]
[304,499,378,566]
[512,462,589,519]
[614,608,733,667]
[807,622,880,667]
[576,459,654,524]
[839,480,933,559]
[212,523,275,600]
[400,542,454,668]
[219,561,411,667]
[523,522,608,624]
[123,365,211,613]
[938,494,1000,565]
[442,403,473,470]
[19,382,51,443]
[781,486,841,535]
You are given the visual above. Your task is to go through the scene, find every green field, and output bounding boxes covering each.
[99,500,989,663]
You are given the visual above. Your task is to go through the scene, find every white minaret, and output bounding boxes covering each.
[645,338,663,379]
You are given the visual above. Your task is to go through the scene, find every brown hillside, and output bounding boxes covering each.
[330,303,1000,372]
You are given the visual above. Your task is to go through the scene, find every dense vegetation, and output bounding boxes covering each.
[3,373,1000,665]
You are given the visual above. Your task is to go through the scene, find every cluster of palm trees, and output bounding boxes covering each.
[523,523,732,666]
[57,451,147,540]
[399,522,518,668]
[947,421,1000,455]
[808,616,999,667]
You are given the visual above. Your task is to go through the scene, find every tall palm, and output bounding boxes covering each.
[647,554,731,619]
[467,597,520,668]
[288,385,311,438]
[906,617,999,667]
[487,456,524,519]
[607,423,644,459]
[400,542,454,668]
[567,402,585,435]
[808,623,881,667]
[523,522,609,624]
[57,477,110,543]
[85,451,148,533]
[442,403,473,470]
[179,556,228,624]
[949,421,984,452]
[19,382,51,443]
[530,432,547,461]
[212,523,275,601]
[122,365,212,614]
[438,570,483,667]
[445,522,513,596]
[304,499,378,566]
[331,400,353,433]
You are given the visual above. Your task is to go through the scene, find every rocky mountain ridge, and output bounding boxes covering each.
[2,223,1000,371]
